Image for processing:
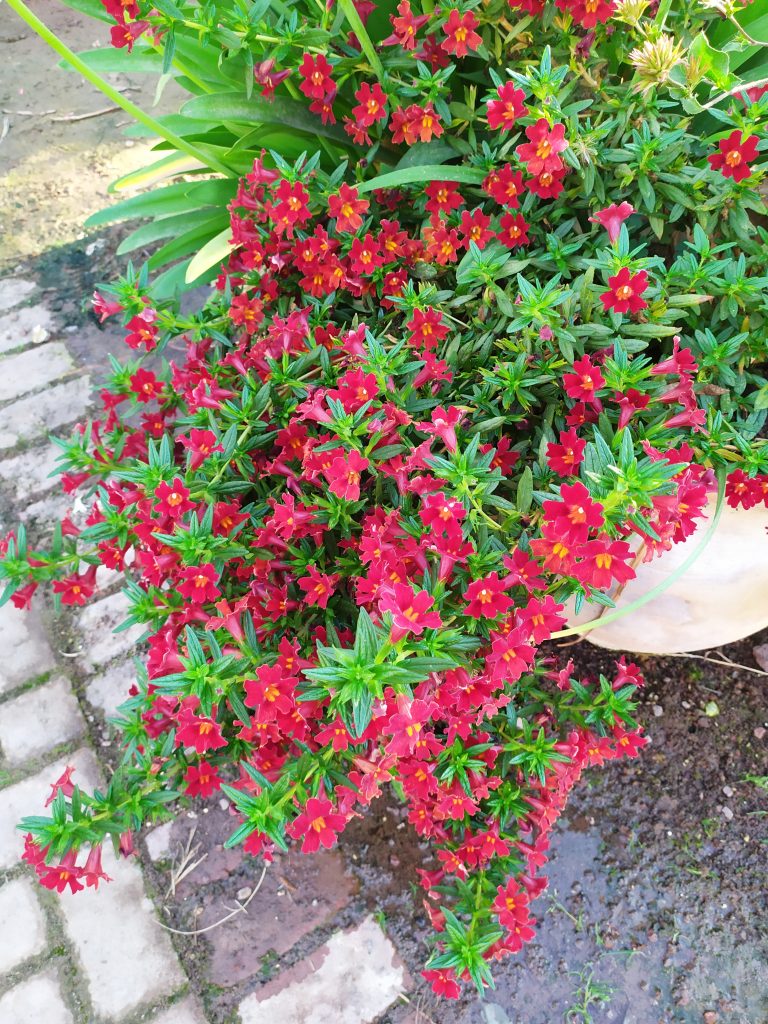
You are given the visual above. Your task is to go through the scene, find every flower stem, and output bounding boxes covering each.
[4,0,235,178]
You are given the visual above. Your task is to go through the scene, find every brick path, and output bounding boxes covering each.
[0,275,408,1023]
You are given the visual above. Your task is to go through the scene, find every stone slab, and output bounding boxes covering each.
[0,877,47,973]
[0,677,85,766]
[238,917,407,1024]
[0,972,73,1024]
[58,843,185,1019]
[0,278,36,313]
[0,376,91,451]
[0,343,74,403]
[150,996,208,1024]
[77,592,145,672]
[0,749,98,870]
[0,442,61,502]
[0,304,55,355]
[85,658,138,720]
[0,597,56,695]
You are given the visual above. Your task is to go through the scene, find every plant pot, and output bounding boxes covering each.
[565,499,768,654]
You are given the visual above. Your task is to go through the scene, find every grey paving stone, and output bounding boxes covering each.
[0,972,73,1024]
[0,677,85,766]
[85,659,138,720]
[0,377,91,450]
[0,597,56,696]
[0,344,74,403]
[150,996,208,1024]
[58,843,185,1019]
[0,442,61,502]
[0,878,47,973]
[77,593,145,672]
[238,916,407,1024]
[0,749,99,870]
[0,304,56,355]
[0,278,36,313]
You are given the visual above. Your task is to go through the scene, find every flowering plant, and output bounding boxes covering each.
[4,0,768,999]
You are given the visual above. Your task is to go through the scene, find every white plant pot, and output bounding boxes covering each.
[565,500,768,655]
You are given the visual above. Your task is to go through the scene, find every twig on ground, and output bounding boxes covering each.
[0,118,9,144]
[50,105,120,122]
[158,863,269,936]
[166,825,206,898]
[664,650,768,678]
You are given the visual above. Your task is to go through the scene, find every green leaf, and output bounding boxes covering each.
[395,141,457,170]
[357,165,486,194]
[516,466,533,514]
[62,47,163,74]
[84,179,237,228]
[181,92,352,144]
[186,227,236,283]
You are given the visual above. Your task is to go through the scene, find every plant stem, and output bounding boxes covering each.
[4,0,235,178]
[699,75,768,111]
[336,0,385,82]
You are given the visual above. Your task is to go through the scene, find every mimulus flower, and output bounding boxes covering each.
[600,267,649,314]
[380,583,443,641]
[708,131,759,183]
[516,119,568,175]
[589,201,634,243]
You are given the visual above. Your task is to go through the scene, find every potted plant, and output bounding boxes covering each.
[3,0,767,998]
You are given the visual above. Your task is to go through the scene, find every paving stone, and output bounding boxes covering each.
[0,278,36,313]
[0,344,74,403]
[0,304,56,355]
[0,749,98,870]
[85,658,138,719]
[0,878,47,972]
[0,677,85,766]
[238,916,407,1024]
[0,377,91,450]
[58,843,185,1019]
[150,996,208,1024]
[0,972,73,1024]
[77,592,145,672]
[0,597,56,695]
[0,443,61,502]
[145,819,175,862]
[166,807,357,986]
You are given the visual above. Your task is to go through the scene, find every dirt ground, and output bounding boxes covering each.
[1,7,766,1024]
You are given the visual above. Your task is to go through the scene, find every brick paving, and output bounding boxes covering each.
[0,274,409,1022]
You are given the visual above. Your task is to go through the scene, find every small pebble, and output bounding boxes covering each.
[237,886,252,901]
[722,785,734,797]
[652,705,664,717]
[703,1012,718,1024]
[722,806,734,821]
[754,727,766,740]
[681,700,691,709]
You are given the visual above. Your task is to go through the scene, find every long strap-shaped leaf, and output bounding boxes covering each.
[550,466,727,640]
[5,0,235,178]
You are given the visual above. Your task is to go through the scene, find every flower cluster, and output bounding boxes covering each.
[3,0,768,1002]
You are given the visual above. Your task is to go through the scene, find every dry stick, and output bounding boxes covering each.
[158,864,269,937]
[50,106,120,123]
[663,650,768,678]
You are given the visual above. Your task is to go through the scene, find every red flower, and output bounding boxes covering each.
[442,8,481,58]
[577,539,635,589]
[407,307,449,349]
[93,291,123,322]
[179,428,224,471]
[459,208,493,249]
[125,308,158,350]
[708,130,759,182]
[327,450,370,501]
[559,0,615,29]
[52,567,97,606]
[416,405,464,451]
[298,53,334,100]
[348,233,385,276]
[463,572,513,618]
[390,103,443,145]
[487,82,526,131]
[484,164,526,208]
[129,368,163,403]
[290,796,347,853]
[297,564,340,609]
[420,490,466,531]
[546,428,586,476]
[184,761,222,797]
[526,166,566,199]
[563,355,605,402]
[110,21,148,52]
[516,119,568,175]
[230,293,264,334]
[175,706,227,753]
[352,82,388,128]
[154,478,195,519]
[425,180,464,217]
[178,563,221,604]
[542,481,604,542]
[268,179,311,237]
[498,212,530,249]
[423,968,462,999]
[600,267,648,314]
[39,850,84,895]
[589,201,634,244]
[379,583,443,642]
[328,183,369,234]
[383,0,430,49]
